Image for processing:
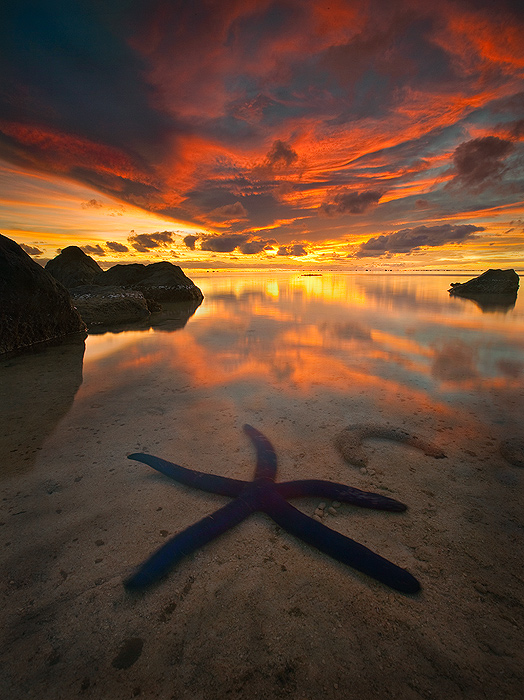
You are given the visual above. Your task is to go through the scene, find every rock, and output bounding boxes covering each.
[70,286,151,329]
[98,261,204,303]
[70,289,200,332]
[45,246,104,288]
[449,269,519,297]
[0,234,86,355]
[449,269,519,312]
[94,263,146,287]
[44,248,203,327]
[134,263,204,303]
[47,249,204,303]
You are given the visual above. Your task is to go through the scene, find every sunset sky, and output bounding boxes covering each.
[1,0,523,270]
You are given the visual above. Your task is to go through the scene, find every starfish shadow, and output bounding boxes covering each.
[125,424,420,594]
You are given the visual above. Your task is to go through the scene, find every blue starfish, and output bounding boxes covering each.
[125,425,420,594]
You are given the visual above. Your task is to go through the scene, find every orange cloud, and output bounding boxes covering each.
[0,122,151,185]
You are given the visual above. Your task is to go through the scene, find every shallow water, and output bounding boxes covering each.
[2,272,524,477]
[2,272,524,700]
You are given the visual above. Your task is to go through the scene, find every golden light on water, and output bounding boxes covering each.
[81,272,524,432]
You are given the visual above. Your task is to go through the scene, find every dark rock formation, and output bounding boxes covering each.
[449,269,519,295]
[449,269,519,313]
[45,246,103,288]
[43,248,203,328]
[0,234,86,355]
[70,286,151,329]
[97,261,204,303]
[94,263,146,287]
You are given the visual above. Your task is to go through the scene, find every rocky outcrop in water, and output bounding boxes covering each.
[45,248,204,304]
[45,246,103,288]
[449,269,519,312]
[0,235,86,355]
[70,286,151,328]
[18,247,204,331]
[97,261,204,303]
[449,269,519,295]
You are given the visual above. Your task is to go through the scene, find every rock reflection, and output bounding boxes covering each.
[29,271,522,464]
[0,336,85,476]
[87,299,202,335]
[450,292,518,313]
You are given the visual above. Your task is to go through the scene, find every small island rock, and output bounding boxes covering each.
[449,269,519,296]
[0,234,85,354]
[448,269,519,312]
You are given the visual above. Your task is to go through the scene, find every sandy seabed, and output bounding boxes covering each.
[1,339,523,700]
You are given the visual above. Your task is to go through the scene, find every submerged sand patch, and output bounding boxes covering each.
[2,272,523,699]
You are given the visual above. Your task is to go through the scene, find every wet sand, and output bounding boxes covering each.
[2,271,524,699]
[1,339,523,700]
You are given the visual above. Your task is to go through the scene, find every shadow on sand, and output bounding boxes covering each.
[0,335,86,477]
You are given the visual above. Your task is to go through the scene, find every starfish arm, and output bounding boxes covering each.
[243,424,277,481]
[276,480,407,511]
[124,495,256,589]
[262,492,420,594]
[128,453,248,497]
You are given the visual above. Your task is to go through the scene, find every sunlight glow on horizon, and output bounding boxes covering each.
[1,1,523,271]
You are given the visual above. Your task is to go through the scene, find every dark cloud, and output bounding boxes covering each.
[1,0,523,252]
[415,199,431,210]
[277,244,308,256]
[320,190,383,216]
[265,140,298,169]
[207,201,248,221]
[19,243,43,256]
[81,199,104,209]
[128,231,175,252]
[106,240,129,253]
[185,231,276,255]
[0,0,176,157]
[183,235,199,250]
[450,136,515,189]
[356,224,484,257]
[239,238,277,254]
[319,13,462,123]
[81,244,105,256]
[200,233,250,253]
[510,120,524,140]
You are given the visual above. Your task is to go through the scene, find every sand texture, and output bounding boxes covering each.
[1,334,523,700]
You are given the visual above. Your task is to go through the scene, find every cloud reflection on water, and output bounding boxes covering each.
[82,273,524,439]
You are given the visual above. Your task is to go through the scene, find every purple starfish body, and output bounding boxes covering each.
[125,424,420,594]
